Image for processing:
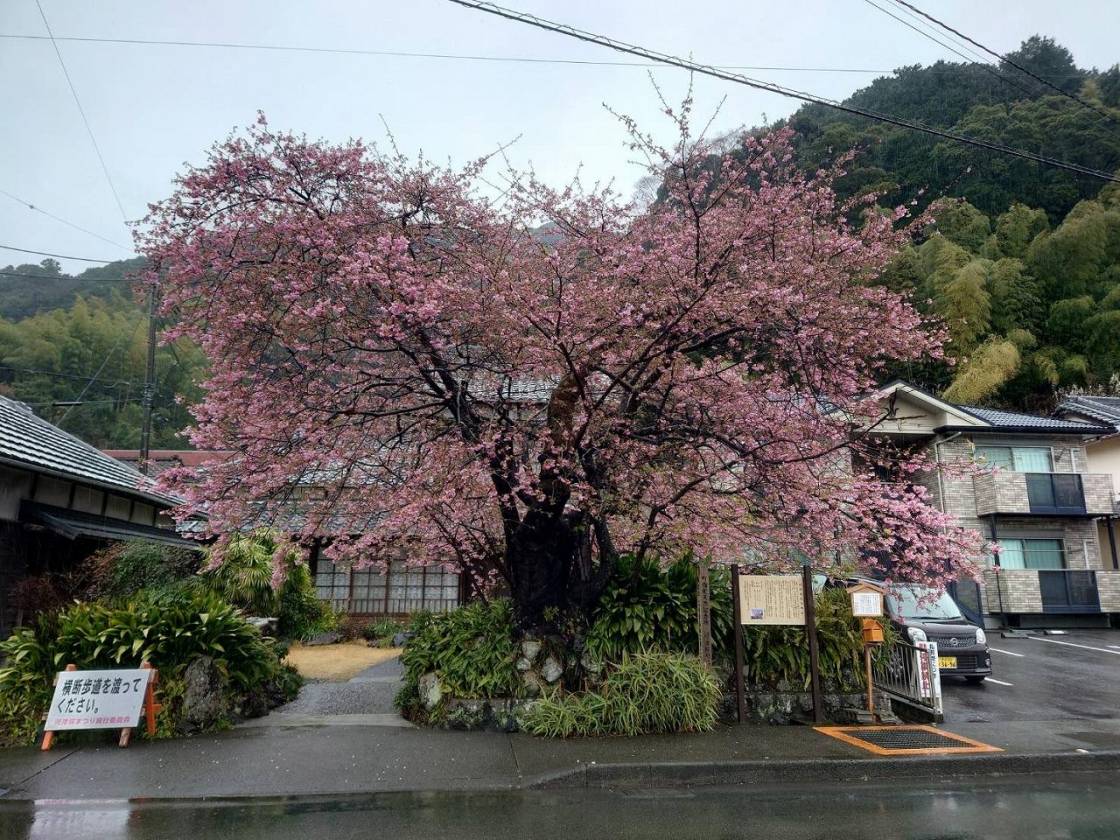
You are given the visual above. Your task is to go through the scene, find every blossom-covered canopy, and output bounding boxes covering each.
[140,110,980,624]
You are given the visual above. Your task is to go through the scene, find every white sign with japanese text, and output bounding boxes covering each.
[45,668,151,731]
[850,591,883,617]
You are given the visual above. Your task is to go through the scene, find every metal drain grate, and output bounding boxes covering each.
[815,725,1002,756]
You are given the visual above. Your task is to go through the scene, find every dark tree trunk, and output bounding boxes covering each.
[506,509,574,631]
[505,509,616,632]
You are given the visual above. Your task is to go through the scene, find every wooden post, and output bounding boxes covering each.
[120,663,160,747]
[864,646,875,715]
[801,563,825,725]
[142,662,160,736]
[40,663,76,751]
[697,555,712,666]
[730,564,746,725]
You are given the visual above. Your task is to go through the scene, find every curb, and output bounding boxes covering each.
[528,750,1120,789]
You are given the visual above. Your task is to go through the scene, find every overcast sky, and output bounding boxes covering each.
[1,0,1117,274]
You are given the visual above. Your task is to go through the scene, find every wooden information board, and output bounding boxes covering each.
[738,575,806,626]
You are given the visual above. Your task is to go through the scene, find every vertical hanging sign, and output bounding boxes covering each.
[697,555,713,665]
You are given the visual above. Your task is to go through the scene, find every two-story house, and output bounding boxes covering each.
[1055,394,1120,572]
[869,381,1119,629]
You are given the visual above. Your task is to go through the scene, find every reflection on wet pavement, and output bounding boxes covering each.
[2,773,1118,840]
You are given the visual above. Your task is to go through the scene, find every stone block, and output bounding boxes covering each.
[541,656,563,683]
[418,672,443,711]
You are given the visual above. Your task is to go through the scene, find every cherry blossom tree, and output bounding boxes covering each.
[139,108,981,631]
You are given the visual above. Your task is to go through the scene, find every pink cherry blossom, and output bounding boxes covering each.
[138,106,981,629]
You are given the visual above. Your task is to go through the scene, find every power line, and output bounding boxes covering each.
[0,188,131,251]
[0,32,896,74]
[890,0,1120,128]
[57,320,142,425]
[0,244,116,263]
[445,1,1120,184]
[860,0,1038,102]
[24,397,144,409]
[35,1,130,224]
[0,364,138,387]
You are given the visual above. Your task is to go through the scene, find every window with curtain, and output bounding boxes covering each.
[975,445,1052,472]
[997,538,1065,570]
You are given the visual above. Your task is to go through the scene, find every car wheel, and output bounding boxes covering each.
[965,676,986,685]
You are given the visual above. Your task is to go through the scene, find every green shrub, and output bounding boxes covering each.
[586,554,732,660]
[0,589,297,746]
[197,531,336,640]
[201,531,290,616]
[92,541,201,602]
[362,618,405,645]
[742,586,897,692]
[396,600,519,721]
[520,651,721,737]
[277,565,337,640]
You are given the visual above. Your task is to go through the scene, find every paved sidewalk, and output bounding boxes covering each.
[3,713,1120,800]
[6,652,1120,800]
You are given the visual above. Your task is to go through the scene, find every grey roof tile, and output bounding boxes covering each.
[955,403,1108,432]
[1058,395,1120,428]
[0,395,173,504]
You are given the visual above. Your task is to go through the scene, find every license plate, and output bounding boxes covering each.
[938,656,958,669]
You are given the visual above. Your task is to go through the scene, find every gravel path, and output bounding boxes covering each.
[260,654,407,723]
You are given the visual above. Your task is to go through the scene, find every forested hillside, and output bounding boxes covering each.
[0,271,205,448]
[769,36,1120,409]
[883,189,1120,410]
[780,37,1120,223]
[0,257,145,321]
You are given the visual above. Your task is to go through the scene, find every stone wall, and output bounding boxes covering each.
[1095,570,1120,612]
[981,568,1043,614]
[1083,474,1116,515]
[737,688,895,725]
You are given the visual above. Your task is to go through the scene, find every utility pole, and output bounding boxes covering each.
[138,283,157,476]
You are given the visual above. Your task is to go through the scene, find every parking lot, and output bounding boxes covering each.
[941,629,1120,724]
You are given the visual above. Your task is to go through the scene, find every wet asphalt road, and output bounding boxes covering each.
[2,773,1118,840]
[941,629,1120,729]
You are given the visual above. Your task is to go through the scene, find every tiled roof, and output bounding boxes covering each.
[0,395,173,504]
[103,449,234,478]
[1057,395,1120,429]
[954,404,1109,433]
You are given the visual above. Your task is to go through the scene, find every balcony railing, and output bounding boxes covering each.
[1039,569,1100,613]
[974,471,1115,517]
[1025,473,1085,514]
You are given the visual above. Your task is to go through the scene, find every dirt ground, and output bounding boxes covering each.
[284,641,403,681]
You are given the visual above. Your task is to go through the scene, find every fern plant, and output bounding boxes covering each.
[586,554,732,660]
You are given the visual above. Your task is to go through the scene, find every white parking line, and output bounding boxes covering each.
[1032,637,1120,656]
[989,647,1025,657]
[985,678,1014,686]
